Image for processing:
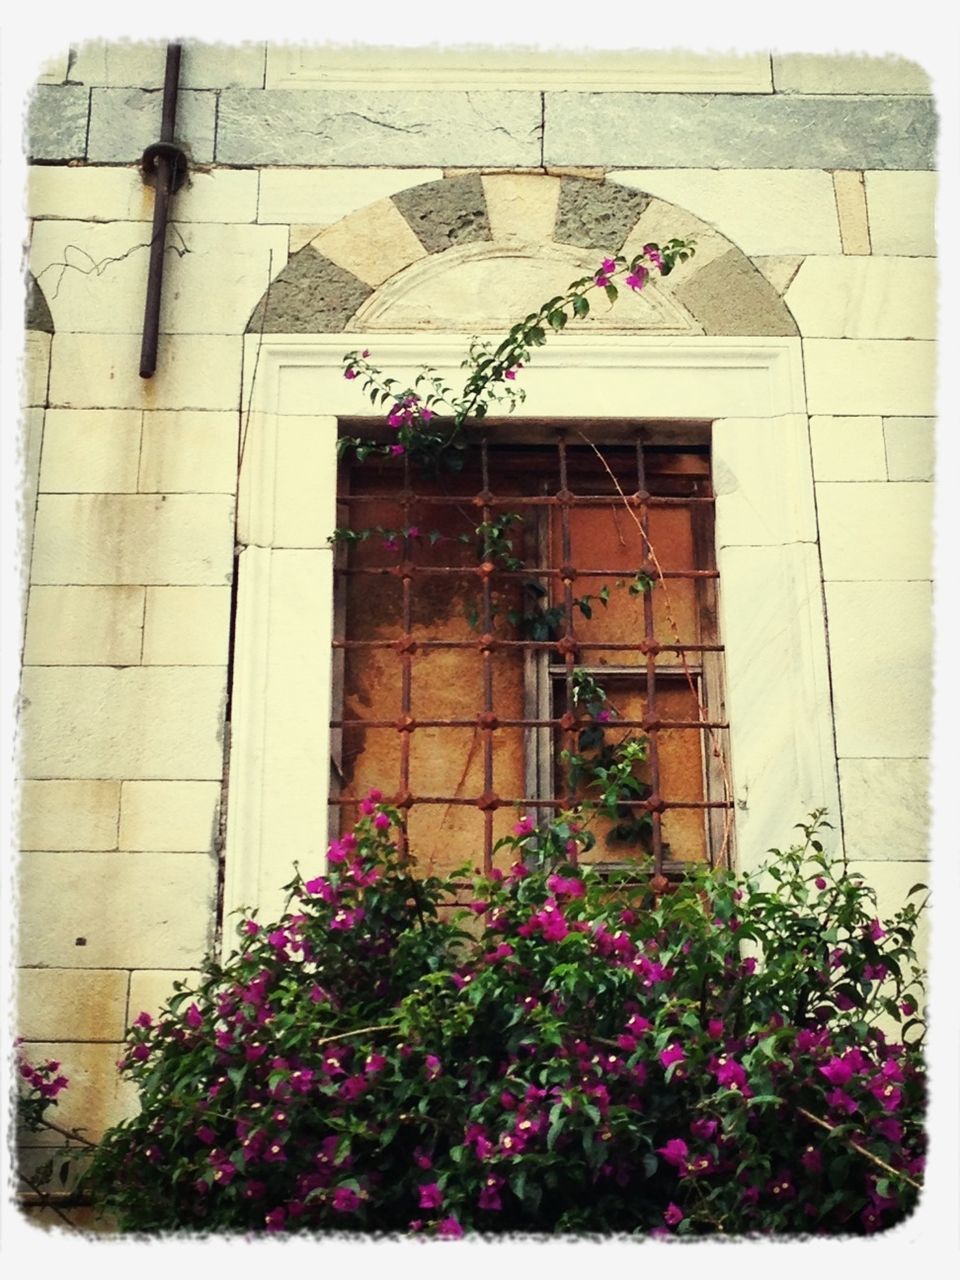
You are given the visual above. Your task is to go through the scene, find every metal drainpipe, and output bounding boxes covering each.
[139,42,189,378]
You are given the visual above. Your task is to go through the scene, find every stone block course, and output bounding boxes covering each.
[69,39,266,89]
[545,93,936,170]
[18,852,217,969]
[809,417,887,482]
[772,54,932,95]
[864,171,937,256]
[27,85,89,160]
[138,411,239,493]
[883,417,935,481]
[141,586,232,665]
[816,481,933,581]
[610,169,841,256]
[48,333,243,410]
[30,493,235,586]
[19,666,228,780]
[217,90,543,166]
[838,759,929,861]
[119,780,221,851]
[802,340,936,416]
[23,585,144,665]
[28,165,260,224]
[825,579,931,758]
[16,968,129,1041]
[19,779,120,851]
[87,87,216,164]
[38,409,141,493]
[784,257,936,339]
[257,167,443,228]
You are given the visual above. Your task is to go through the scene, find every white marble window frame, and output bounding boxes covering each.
[225,333,840,927]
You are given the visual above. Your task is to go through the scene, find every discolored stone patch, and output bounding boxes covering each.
[26,274,54,333]
[674,249,799,337]
[245,245,372,333]
[554,177,651,251]
[392,174,492,255]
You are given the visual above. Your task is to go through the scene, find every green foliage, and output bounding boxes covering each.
[82,807,926,1238]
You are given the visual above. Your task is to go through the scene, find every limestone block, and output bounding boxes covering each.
[713,415,816,547]
[16,968,128,1041]
[610,169,841,256]
[87,87,215,164]
[238,414,339,549]
[119,780,221,851]
[785,257,936,339]
[839,759,929,861]
[30,493,235,586]
[545,94,936,172]
[30,220,288,336]
[481,173,561,244]
[553,178,651,252]
[802,339,936,416]
[257,168,443,228]
[13,1041,140,1143]
[884,417,935,481]
[38,409,141,493]
[864,172,937,257]
[245,246,371,334]
[19,852,217,969]
[141,586,232,665]
[832,171,871,255]
[26,85,89,160]
[139,411,239,494]
[825,580,932,757]
[19,666,227,780]
[28,165,260,224]
[69,39,266,88]
[20,409,44,577]
[24,332,51,407]
[23,585,144,665]
[816,482,932,581]
[128,969,201,1024]
[809,417,887,481]
[19,779,120,851]
[311,198,427,289]
[49,333,243,411]
[216,90,542,166]
[772,54,931,95]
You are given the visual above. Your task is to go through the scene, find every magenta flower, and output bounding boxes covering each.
[134,1011,153,1028]
[373,812,391,831]
[814,876,827,890]
[819,1057,853,1087]
[344,368,358,381]
[826,1087,859,1116]
[663,1202,684,1226]
[478,1174,504,1211]
[659,1043,686,1070]
[657,1138,689,1169]
[332,1186,362,1213]
[800,1144,822,1174]
[418,1182,443,1210]
[425,1054,442,1080]
[185,1003,202,1029]
[513,815,535,837]
[436,1216,464,1238]
[546,873,585,898]
[865,919,886,942]
[265,1207,286,1230]
[643,244,665,270]
[625,266,648,291]
[690,1117,718,1141]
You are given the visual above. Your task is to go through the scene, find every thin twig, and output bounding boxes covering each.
[315,1022,398,1050]
[796,1105,922,1190]
[16,1169,81,1229]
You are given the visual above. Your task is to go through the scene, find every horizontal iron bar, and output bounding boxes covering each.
[339,493,714,508]
[332,639,721,652]
[334,566,719,579]
[329,796,734,810]
[330,718,727,730]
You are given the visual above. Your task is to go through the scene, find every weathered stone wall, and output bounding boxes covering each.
[18,43,936,1186]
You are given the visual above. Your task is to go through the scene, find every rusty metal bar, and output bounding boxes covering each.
[339,492,717,508]
[332,639,724,653]
[331,717,728,731]
[335,566,720,580]
[636,437,664,876]
[329,795,734,811]
[480,438,495,870]
[139,43,187,379]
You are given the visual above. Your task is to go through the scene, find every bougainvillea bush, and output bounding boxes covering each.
[82,801,926,1237]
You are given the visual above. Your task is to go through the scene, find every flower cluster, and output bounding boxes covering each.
[83,807,926,1238]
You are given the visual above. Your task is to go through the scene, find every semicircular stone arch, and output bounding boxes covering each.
[246,173,798,339]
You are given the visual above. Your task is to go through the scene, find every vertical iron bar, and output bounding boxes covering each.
[398,455,413,857]
[480,439,495,871]
[140,43,182,379]
[636,438,663,875]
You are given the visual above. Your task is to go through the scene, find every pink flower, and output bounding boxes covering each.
[265,1207,286,1230]
[865,919,886,942]
[657,1138,689,1169]
[513,815,535,837]
[419,1182,443,1210]
[134,1011,153,1028]
[664,1202,684,1226]
[659,1043,686,1070]
[643,244,665,271]
[185,1003,203,1029]
[332,1186,361,1213]
[373,812,391,831]
[425,1054,442,1080]
[815,876,827,890]
[436,1216,464,1238]
[344,368,358,380]
[504,364,522,381]
[625,266,648,291]
[390,444,406,456]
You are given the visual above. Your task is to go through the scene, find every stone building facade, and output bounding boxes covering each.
[16,44,936,1214]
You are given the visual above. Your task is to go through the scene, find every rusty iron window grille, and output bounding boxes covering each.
[329,426,733,881]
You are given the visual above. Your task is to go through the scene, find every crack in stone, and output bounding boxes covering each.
[337,110,427,135]
[35,227,191,301]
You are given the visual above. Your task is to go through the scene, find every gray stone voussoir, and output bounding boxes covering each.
[554,177,651,252]
[674,249,799,337]
[26,274,55,334]
[245,245,372,334]
[391,174,492,255]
